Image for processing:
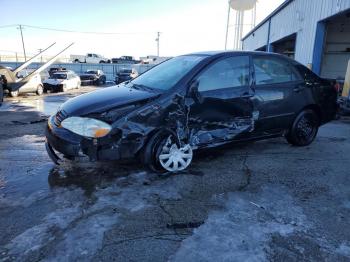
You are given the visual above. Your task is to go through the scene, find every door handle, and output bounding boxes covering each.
[293,85,306,93]
[240,92,254,98]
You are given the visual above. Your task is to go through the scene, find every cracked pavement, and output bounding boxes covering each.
[0,89,350,261]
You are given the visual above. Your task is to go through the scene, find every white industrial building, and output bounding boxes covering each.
[242,0,350,80]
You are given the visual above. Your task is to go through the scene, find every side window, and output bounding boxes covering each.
[197,56,250,92]
[87,54,92,57]
[253,57,293,85]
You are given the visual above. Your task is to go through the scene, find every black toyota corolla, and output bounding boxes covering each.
[45,51,337,172]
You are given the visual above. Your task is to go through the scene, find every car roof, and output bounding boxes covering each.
[185,50,285,57]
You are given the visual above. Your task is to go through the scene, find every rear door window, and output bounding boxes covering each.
[197,56,250,92]
[253,56,294,85]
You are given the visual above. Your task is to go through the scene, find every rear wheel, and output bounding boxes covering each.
[142,132,193,172]
[0,84,3,105]
[36,84,43,95]
[286,109,319,146]
[9,90,18,97]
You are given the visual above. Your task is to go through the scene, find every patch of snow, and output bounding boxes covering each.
[171,186,309,262]
[4,169,184,260]
[336,243,350,257]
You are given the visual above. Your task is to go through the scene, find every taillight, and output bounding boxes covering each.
[334,82,340,93]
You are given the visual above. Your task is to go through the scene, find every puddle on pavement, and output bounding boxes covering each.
[0,135,154,207]
[0,98,62,116]
[0,92,81,116]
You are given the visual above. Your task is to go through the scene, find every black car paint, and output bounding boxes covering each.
[45,51,337,164]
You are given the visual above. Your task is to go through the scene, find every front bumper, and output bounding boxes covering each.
[337,97,350,116]
[44,83,63,92]
[45,116,146,164]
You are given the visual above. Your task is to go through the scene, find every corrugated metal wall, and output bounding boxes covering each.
[242,0,350,65]
[243,23,269,51]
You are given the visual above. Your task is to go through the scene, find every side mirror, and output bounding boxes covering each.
[188,80,202,103]
[188,80,198,96]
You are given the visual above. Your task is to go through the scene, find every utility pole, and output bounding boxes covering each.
[155,32,160,57]
[18,24,27,61]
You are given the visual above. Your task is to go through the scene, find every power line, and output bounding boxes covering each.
[0,24,18,28]
[0,24,154,35]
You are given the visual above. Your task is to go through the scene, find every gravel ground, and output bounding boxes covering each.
[0,88,349,262]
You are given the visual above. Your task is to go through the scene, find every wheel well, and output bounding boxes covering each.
[301,104,322,124]
[137,128,179,157]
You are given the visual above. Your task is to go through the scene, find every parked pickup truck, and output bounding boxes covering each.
[70,53,110,64]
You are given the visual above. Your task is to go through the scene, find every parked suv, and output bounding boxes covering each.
[45,51,337,172]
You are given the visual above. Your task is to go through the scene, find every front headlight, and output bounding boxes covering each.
[61,117,112,138]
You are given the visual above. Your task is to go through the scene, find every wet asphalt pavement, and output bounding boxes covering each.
[0,87,350,261]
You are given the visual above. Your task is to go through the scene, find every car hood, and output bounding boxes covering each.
[59,85,160,116]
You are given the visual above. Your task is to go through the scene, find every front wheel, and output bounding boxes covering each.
[9,90,19,97]
[286,109,319,146]
[142,132,193,172]
[36,84,43,95]
[61,85,67,92]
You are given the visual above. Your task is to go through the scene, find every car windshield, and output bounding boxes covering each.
[131,55,205,91]
[120,69,132,74]
[51,73,67,79]
[86,70,98,74]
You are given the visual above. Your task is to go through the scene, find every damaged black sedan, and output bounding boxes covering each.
[45,51,337,172]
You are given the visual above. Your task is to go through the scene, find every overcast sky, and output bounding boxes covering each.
[0,0,284,59]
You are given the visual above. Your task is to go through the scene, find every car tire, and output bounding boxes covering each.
[142,131,193,173]
[286,109,319,147]
[99,60,104,64]
[36,84,43,95]
[74,59,80,63]
[0,84,3,105]
[9,90,19,97]
[61,85,67,92]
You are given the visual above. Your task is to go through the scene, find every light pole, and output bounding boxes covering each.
[18,24,27,61]
[155,32,160,56]
[225,2,231,50]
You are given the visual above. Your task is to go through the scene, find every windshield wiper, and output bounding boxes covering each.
[131,83,155,92]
